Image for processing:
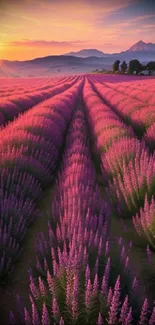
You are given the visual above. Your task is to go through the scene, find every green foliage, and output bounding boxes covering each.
[120,61,127,73]
[146,61,155,75]
[112,60,120,72]
[128,59,142,75]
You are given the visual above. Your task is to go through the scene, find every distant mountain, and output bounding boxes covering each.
[1,41,155,77]
[65,49,105,58]
[0,55,111,77]
[127,40,155,52]
[65,41,155,58]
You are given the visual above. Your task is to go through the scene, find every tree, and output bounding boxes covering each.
[128,59,141,74]
[120,61,127,73]
[146,61,155,75]
[112,60,120,73]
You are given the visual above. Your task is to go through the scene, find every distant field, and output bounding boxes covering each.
[1,74,155,325]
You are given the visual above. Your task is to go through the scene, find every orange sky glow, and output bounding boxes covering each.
[0,0,155,60]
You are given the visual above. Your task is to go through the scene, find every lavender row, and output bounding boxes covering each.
[11,107,154,324]
[83,79,155,249]
[0,76,80,128]
[0,79,83,283]
[90,75,155,106]
[88,76,155,156]
[0,76,76,97]
[87,77,155,141]
[92,77,155,153]
[0,76,74,98]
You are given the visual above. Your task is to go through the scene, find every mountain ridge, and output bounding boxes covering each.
[0,41,155,77]
[65,48,106,58]
[127,40,155,52]
[65,41,155,57]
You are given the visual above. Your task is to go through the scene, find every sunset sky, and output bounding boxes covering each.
[0,0,155,60]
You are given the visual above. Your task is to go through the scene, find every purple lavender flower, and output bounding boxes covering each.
[149,305,155,325]
[107,287,113,306]
[125,307,133,325]
[139,298,149,325]
[72,273,79,319]
[119,295,129,324]
[41,303,50,325]
[59,317,65,325]
[9,311,16,325]
[108,275,121,324]
[97,312,103,325]
[24,307,32,325]
[32,302,40,325]
[47,269,53,294]
[85,278,92,308]
[105,240,109,256]
[38,276,47,297]
[52,297,60,318]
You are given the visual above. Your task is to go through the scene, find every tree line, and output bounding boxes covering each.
[113,59,155,75]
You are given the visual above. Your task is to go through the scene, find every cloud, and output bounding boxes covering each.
[5,39,90,48]
[103,42,113,45]
[0,8,41,25]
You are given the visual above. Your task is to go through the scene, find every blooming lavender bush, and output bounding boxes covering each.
[83,79,155,242]
[0,76,79,128]
[0,79,83,282]
[11,105,153,325]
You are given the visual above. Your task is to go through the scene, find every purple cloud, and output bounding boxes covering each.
[6,39,89,47]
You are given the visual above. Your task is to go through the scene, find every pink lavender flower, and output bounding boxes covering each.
[47,269,53,295]
[107,287,113,306]
[30,276,39,299]
[139,298,149,325]
[43,257,48,272]
[105,240,109,256]
[129,240,132,250]
[59,317,65,325]
[125,256,129,269]
[72,273,79,319]
[125,307,133,325]
[41,303,50,325]
[149,305,155,325]
[108,275,121,324]
[119,295,129,324]
[24,307,32,325]
[132,276,138,290]
[39,276,47,297]
[32,302,40,325]
[52,297,60,319]
[104,257,110,281]
[101,275,107,294]
[93,273,98,293]
[85,278,92,308]
[97,312,103,325]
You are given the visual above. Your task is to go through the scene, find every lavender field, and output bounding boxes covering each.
[1,74,155,325]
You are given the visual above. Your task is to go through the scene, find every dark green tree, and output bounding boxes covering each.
[120,61,127,73]
[112,60,120,72]
[146,61,155,75]
[128,59,141,74]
